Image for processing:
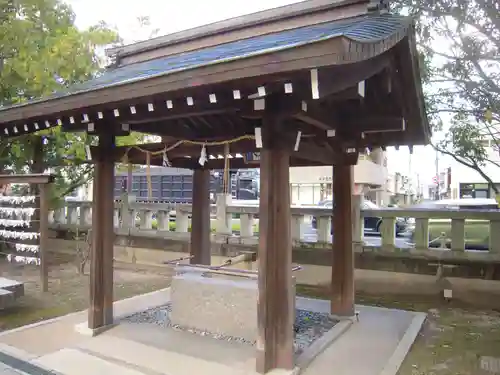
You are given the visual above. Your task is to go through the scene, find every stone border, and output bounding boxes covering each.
[293,319,353,374]
[0,344,37,362]
[0,287,171,339]
[0,348,61,375]
[0,309,85,338]
[378,312,427,375]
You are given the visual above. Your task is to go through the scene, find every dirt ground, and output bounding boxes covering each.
[0,258,172,331]
[2,260,500,374]
[297,285,500,375]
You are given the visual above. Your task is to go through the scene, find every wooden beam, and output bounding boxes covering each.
[96,135,336,166]
[256,116,294,373]
[293,111,334,131]
[62,93,257,133]
[163,156,329,169]
[316,53,391,99]
[190,168,211,265]
[89,132,115,329]
[0,173,54,185]
[331,163,355,317]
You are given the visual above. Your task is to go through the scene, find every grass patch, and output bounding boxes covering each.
[0,263,172,332]
[297,284,500,375]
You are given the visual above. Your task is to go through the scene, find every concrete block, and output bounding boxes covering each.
[0,278,24,310]
[170,273,258,341]
[0,289,14,310]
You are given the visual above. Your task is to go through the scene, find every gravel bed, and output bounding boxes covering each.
[121,303,338,355]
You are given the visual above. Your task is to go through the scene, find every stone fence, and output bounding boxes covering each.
[48,196,500,258]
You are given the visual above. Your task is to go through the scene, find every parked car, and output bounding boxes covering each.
[408,198,499,250]
[311,199,410,236]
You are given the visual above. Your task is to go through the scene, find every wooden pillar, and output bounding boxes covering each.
[190,168,211,265]
[89,133,116,329]
[331,163,355,317]
[31,136,48,292]
[256,118,294,373]
[39,184,49,293]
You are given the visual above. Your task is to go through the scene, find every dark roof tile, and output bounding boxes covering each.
[0,14,410,112]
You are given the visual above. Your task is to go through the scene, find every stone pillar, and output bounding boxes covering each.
[290,214,305,242]
[215,193,232,235]
[240,214,254,237]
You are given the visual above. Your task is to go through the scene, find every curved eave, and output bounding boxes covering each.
[408,29,431,143]
[0,42,409,134]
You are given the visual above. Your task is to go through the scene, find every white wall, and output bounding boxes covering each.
[290,184,323,205]
[289,150,389,205]
[289,157,387,187]
[449,147,500,194]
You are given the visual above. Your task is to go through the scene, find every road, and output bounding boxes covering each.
[301,223,411,248]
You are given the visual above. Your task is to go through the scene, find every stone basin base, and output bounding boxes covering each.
[170,271,296,342]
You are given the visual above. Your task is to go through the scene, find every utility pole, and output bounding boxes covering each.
[435,149,439,200]
[416,173,420,200]
[408,152,413,203]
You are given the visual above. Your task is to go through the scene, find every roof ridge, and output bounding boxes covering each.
[106,0,370,59]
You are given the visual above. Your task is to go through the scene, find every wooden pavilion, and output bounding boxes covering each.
[0,0,429,372]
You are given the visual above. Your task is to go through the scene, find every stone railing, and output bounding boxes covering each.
[48,196,500,255]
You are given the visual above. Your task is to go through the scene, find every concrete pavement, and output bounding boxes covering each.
[0,290,425,375]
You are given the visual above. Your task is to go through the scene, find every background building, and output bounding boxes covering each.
[76,148,394,205]
[289,148,389,205]
[430,139,500,200]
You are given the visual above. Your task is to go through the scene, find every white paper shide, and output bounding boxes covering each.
[0,195,40,265]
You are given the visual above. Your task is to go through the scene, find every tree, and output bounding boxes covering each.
[0,0,144,204]
[393,0,500,188]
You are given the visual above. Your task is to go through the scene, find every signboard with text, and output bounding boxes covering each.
[244,152,261,164]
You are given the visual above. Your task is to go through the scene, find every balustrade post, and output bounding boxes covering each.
[414,218,429,250]
[122,209,136,228]
[215,193,232,235]
[290,214,304,242]
[67,206,78,226]
[240,214,254,237]
[316,217,331,243]
[139,210,153,230]
[48,210,55,225]
[80,206,92,228]
[156,210,170,231]
[351,195,363,245]
[489,220,500,253]
[451,218,465,251]
[380,217,396,251]
[175,205,189,233]
[54,208,66,224]
[113,209,120,228]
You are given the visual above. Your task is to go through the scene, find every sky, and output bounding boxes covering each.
[65,0,446,189]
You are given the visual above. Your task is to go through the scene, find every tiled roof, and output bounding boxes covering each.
[0,14,411,111]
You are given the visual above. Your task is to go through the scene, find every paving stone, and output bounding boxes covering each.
[0,363,24,375]
[0,351,52,375]
[481,356,500,374]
